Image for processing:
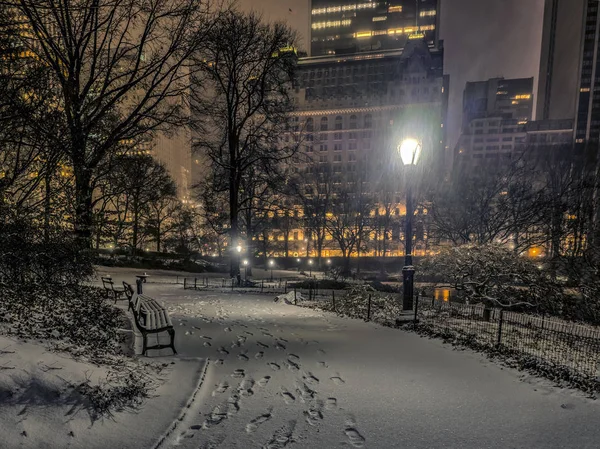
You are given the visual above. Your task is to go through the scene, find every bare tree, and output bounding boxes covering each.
[191,9,299,276]
[11,0,212,247]
[292,163,335,267]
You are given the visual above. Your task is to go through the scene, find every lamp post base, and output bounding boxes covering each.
[395,310,417,327]
[402,264,415,311]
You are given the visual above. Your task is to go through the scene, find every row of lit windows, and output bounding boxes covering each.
[312,19,352,29]
[354,24,435,38]
[311,2,377,15]
[419,10,437,17]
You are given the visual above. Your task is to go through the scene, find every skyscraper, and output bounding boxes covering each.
[463,77,534,131]
[535,0,600,146]
[310,0,439,57]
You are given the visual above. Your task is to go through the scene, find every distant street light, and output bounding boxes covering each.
[243,259,249,281]
[269,259,274,281]
[399,137,421,313]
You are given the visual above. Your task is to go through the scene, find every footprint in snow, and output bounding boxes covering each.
[231,369,245,378]
[255,351,264,359]
[204,342,212,347]
[262,332,273,337]
[257,341,269,349]
[275,342,286,351]
[257,376,271,387]
[246,410,272,433]
[218,347,229,355]
[284,359,300,372]
[268,362,281,371]
[200,335,212,340]
[344,423,366,447]
[280,391,296,404]
[224,327,232,332]
[288,354,300,361]
[304,400,324,426]
[325,397,337,410]
[303,372,319,384]
[238,353,249,362]
[238,379,254,397]
[331,374,345,385]
[244,331,254,336]
[317,349,326,355]
[317,361,328,368]
[212,381,229,396]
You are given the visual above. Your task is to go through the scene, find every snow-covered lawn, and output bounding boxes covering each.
[3,272,600,448]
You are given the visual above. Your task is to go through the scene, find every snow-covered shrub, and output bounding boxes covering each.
[0,284,126,358]
[319,284,403,326]
[419,244,562,311]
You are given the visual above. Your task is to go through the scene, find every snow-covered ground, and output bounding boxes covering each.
[4,269,600,448]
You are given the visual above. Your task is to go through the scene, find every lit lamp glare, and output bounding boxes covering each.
[399,138,422,166]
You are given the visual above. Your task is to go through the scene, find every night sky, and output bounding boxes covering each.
[238,0,545,150]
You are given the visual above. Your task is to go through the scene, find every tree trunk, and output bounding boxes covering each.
[44,169,52,244]
[229,177,240,278]
[156,220,161,253]
[132,201,139,256]
[74,168,94,249]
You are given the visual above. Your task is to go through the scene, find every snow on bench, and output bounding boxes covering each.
[123,282,176,356]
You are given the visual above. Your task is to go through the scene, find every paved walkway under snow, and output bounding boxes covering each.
[126,279,600,449]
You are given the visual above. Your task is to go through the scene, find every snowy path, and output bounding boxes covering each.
[139,282,600,449]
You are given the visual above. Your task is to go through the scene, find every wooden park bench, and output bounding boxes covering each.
[123,282,176,356]
[101,276,126,303]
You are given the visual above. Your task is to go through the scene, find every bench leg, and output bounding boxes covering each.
[142,332,148,356]
[168,328,177,355]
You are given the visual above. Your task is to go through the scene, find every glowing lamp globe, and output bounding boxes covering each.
[398,138,421,166]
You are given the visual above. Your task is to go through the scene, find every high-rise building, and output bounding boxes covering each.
[285,38,448,257]
[310,0,439,57]
[535,0,600,147]
[462,77,534,131]
[536,0,585,123]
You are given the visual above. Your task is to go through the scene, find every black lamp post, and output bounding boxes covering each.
[269,259,274,281]
[399,138,422,312]
[243,259,248,281]
[308,259,313,277]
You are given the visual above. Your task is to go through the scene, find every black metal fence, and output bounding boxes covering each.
[415,296,600,382]
[180,276,340,302]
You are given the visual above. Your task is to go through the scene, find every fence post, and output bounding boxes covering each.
[294,288,297,305]
[497,309,504,347]
[284,281,287,294]
[183,278,187,289]
[332,290,336,312]
[414,292,419,323]
[194,277,197,289]
[366,294,372,321]
[261,280,264,293]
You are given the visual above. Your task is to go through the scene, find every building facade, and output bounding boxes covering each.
[274,38,448,258]
[462,77,534,131]
[455,117,574,169]
[310,0,439,57]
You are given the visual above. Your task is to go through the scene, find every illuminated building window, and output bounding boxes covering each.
[514,94,531,100]
[320,116,328,131]
[420,25,435,31]
[349,115,357,129]
[581,87,591,92]
[312,20,352,30]
[419,10,437,17]
[355,31,372,38]
[388,5,403,13]
[372,16,387,22]
[335,115,343,130]
[388,28,403,34]
[373,30,387,36]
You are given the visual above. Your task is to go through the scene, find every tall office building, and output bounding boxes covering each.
[462,77,534,131]
[535,0,600,146]
[310,0,439,57]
